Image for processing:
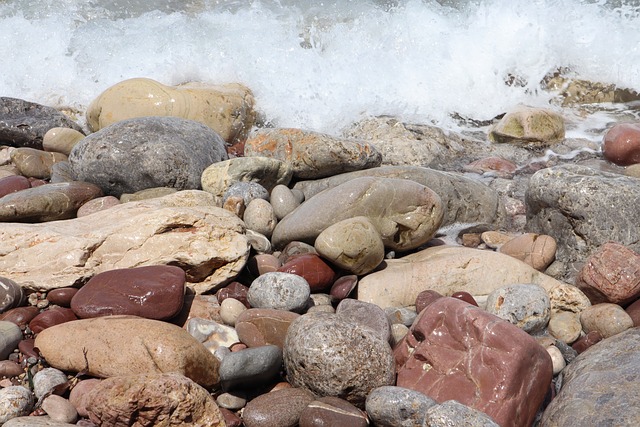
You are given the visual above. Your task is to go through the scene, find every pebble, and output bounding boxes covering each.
[450,291,479,307]
[43,127,85,156]
[220,298,247,326]
[390,323,409,346]
[10,147,67,179]
[33,367,69,400]
[219,345,283,391]
[186,318,239,351]
[216,392,247,410]
[0,277,25,313]
[247,254,281,277]
[0,321,21,359]
[41,395,78,424]
[329,275,358,301]
[299,396,368,427]
[243,198,277,238]
[548,311,582,344]
[625,297,640,326]
[365,385,437,427]
[222,181,269,206]
[0,306,39,328]
[499,233,557,271]
[0,386,34,424]
[270,184,301,219]
[0,175,30,198]
[426,400,500,427]
[45,288,78,308]
[571,330,603,354]
[0,360,22,377]
[277,254,336,292]
[217,282,250,308]
[415,289,444,313]
[75,195,120,217]
[18,338,38,359]
[247,272,311,312]
[242,387,315,427]
[485,283,550,333]
[246,229,273,253]
[546,345,566,375]
[235,308,300,348]
[29,307,78,333]
[579,303,634,338]
[602,122,640,166]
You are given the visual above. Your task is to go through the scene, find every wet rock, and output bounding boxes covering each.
[365,385,437,427]
[488,105,565,146]
[201,157,292,198]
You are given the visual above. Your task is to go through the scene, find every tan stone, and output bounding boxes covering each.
[489,106,565,146]
[0,190,249,293]
[499,233,557,271]
[580,303,634,338]
[480,230,514,249]
[10,147,67,179]
[34,316,220,388]
[201,157,293,198]
[119,187,178,203]
[544,75,640,106]
[86,78,256,144]
[43,127,85,156]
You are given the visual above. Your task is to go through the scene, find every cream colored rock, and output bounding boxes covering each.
[86,78,256,144]
[499,233,557,271]
[546,345,566,375]
[243,199,277,238]
[480,230,515,249]
[548,311,582,344]
[119,187,178,203]
[201,157,293,198]
[357,245,584,310]
[489,106,565,146]
[271,184,301,220]
[314,216,385,275]
[43,127,85,156]
[0,190,249,294]
[34,316,220,388]
[580,303,634,338]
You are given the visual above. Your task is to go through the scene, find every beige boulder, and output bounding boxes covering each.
[489,106,565,146]
[34,316,220,388]
[0,190,249,293]
[86,78,256,144]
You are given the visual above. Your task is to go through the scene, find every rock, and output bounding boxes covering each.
[498,233,557,271]
[87,78,255,144]
[575,242,640,305]
[541,328,640,426]
[526,164,640,281]
[0,181,102,222]
[385,306,418,326]
[602,122,640,166]
[0,306,39,328]
[0,191,249,293]
[49,161,74,183]
[2,417,78,426]
[242,387,316,427]
[0,386,34,424]
[33,368,68,400]
[626,298,640,326]
[222,181,269,206]
[216,392,247,410]
[0,321,21,359]
[201,157,293,198]
[330,275,358,301]
[548,311,582,344]
[235,308,300,348]
[19,338,37,359]
[277,254,336,293]
[219,298,247,326]
[0,360,23,377]
[185,318,239,351]
[85,372,226,427]
[335,299,391,344]
[29,307,78,333]
[43,127,85,156]
[0,175,30,198]
[546,345,566,375]
[271,184,301,219]
[426,400,499,427]
[119,187,177,203]
[219,345,283,391]
[247,272,310,312]
[217,282,250,307]
[299,396,368,427]
[69,116,227,197]
[76,196,120,217]
[247,254,281,277]
[365,385,437,427]
[274,177,443,251]
[0,97,83,149]
[69,378,101,418]
[46,288,78,307]
[485,283,550,333]
[0,277,25,313]
[579,303,634,338]
[41,395,78,424]
[463,156,517,178]
[70,265,185,320]
[34,316,220,387]
[394,297,552,427]
[244,128,382,179]
[243,199,277,237]
[571,330,603,354]
[544,74,640,106]
[451,291,479,306]
[284,312,395,407]
[10,147,67,180]
[488,106,565,146]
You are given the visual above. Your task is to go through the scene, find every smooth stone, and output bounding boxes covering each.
[278,241,317,263]
[244,128,382,179]
[488,105,565,146]
[463,156,517,177]
[219,345,283,391]
[0,386,34,424]
[548,311,582,344]
[0,306,39,328]
[426,400,499,427]
[329,275,358,301]
[602,122,640,166]
[216,392,246,410]
[385,307,418,326]
[450,291,479,306]
[0,360,23,377]
[0,181,102,222]
[41,395,78,424]
[299,396,368,427]
[43,127,85,156]
[18,338,38,359]
[174,293,223,327]
[185,318,239,351]
[46,288,78,308]
[235,308,300,348]
[0,175,30,198]
[626,298,640,326]
[68,378,101,418]
[0,277,25,313]
[546,345,566,375]
[242,387,316,427]
[481,230,515,249]
[119,187,177,202]
[85,373,226,427]
[2,417,78,427]
[243,198,277,238]
[29,307,78,333]
[284,312,395,407]
[10,147,67,179]
[270,184,301,219]
[246,229,272,253]
[415,290,444,313]
[34,316,220,387]
[220,298,247,326]
[314,216,385,275]
[579,303,634,338]
[394,297,552,427]
[485,283,551,333]
[575,242,640,305]
[33,368,68,400]
[201,157,293,198]
[273,177,444,252]
[247,254,281,277]
[219,407,243,427]
[335,298,391,343]
[277,254,336,293]
[390,323,409,346]
[571,330,603,354]
[70,265,185,320]
[247,272,310,313]
[75,195,120,217]
[222,181,269,206]
[48,161,74,183]
[365,385,437,427]
[499,233,557,271]
[217,282,250,308]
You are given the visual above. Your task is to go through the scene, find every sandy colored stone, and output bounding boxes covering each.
[43,127,85,156]
[201,157,293,198]
[499,233,557,271]
[34,316,220,388]
[10,147,67,179]
[0,190,249,293]
[580,303,634,338]
[489,106,565,146]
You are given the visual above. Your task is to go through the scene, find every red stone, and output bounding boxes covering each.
[217,282,250,308]
[450,291,478,306]
[330,275,358,301]
[47,287,78,307]
[0,175,30,197]
[394,297,552,427]
[571,331,603,354]
[29,307,77,334]
[625,297,640,327]
[18,339,38,359]
[415,290,443,314]
[277,254,335,292]
[603,122,640,166]
[0,306,39,328]
[70,265,185,320]
[464,156,517,177]
[219,407,242,427]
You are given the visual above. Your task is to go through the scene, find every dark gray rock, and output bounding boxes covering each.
[0,98,84,149]
[427,400,500,427]
[219,345,283,391]
[68,117,227,197]
[222,181,269,205]
[365,386,437,427]
[541,327,640,426]
[526,164,640,281]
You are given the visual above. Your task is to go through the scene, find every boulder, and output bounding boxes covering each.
[488,105,565,146]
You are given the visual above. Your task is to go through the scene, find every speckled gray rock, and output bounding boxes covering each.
[69,116,227,197]
[243,199,277,238]
[0,386,34,425]
[222,181,269,205]
[219,345,283,391]
[485,284,551,333]
[271,184,301,219]
[365,386,436,427]
[0,321,21,359]
[541,327,640,426]
[33,368,69,400]
[335,299,392,344]
[579,303,634,338]
[49,161,75,183]
[201,157,293,198]
[284,312,395,407]
[427,400,500,427]
[247,272,310,312]
[273,177,443,251]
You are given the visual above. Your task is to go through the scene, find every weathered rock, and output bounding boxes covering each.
[119,187,177,203]
[235,308,300,348]
[541,327,640,426]
[365,385,437,427]
[464,156,517,178]
[602,122,640,166]
[2,417,78,426]
[0,386,34,424]
[544,74,640,106]
[394,297,552,427]
[10,147,67,180]
[69,116,227,197]
[0,190,249,293]
[242,387,316,427]
[247,272,310,312]
[335,299,391,344]
[485,283,551,333]
[85,373,226,427]
[201,157,293,198]
[498,233,557,271]
[34,316,220,387]
[244,128,381,179]
[43,127,85,156]
[69,378,101,418]
[488,105,565,146]
[86,78,256,145]
[41,395,78,424]
[0,97,83,149]
[185,318,239,351]
[33,368,68,400]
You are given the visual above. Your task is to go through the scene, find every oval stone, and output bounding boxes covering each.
[43,127,85,156]
[0,321,21,360]
[499,233,557,271]
[579,303,634,338]
[0,306,39,328]
[0,360,23,378]
[75,195,120,217]
[10,147,67,180]
[243,199,277,238]
[277,254,335,293]
[46,288,78,308]
[0,277,25,313]
[247,272,310,313]
[270,184,301,220]
[299,396,368,427]
[329,275,358,301]
[219,345,283,391]
[235,308,301,349]
[335,299,391,344]
[366,386,437,427]
[242,387,316,427]
[0,386,34,424]
[0,175,30,198]
[547,311,582,344]
[29,307,78,334]
[602,122,640,166]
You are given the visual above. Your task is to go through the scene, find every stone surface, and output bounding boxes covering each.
[85,373,226,427]
[579,303,634,338]
[0,175,30,198]
[499,233,557,271]
[247,272,310,312]
[602,122,640,166]
[626,298,640,326]
[244,128,381,179]
[335,298,391,344]
[201,157,293,198]
[299,396,368,427]
[277,254,336,293]
[548,311,582,344]
[43,127,85,156]
[365,385,437,427]
[488,105,565,146]
[46,288,78,307]
[219,345,283,391]
[330,275,358,301]
[0,191,249,293]
[284,312,395,407]
[29,307,78,333]
[243,198,277,238]
[571,330,603,354]
[76,196,120,217]
[222,181,269,206]
[10,147,67,180]
[69,116,227,197]
[394,297,552,427]
[219,297,247,326]
[0,386,34,424]
[185,318,239,351]
[119,187,177,203]
[34,316,220,387]
[541,327,640,426]
[2,417,78,427]
[235,308,300,348]
[485,283,551,333]
[69,378,101,418]
[70,265,185,320]
[0,277,25,313]
[464,156,517,178]
[270,184,301,219]
[0,181,102,222]
[0,321,21,359]
[41,395,78,424]
[33,368,68,400]
[0,360,23,377]
[0,306,39,328]
[426,400,499,427]
[242,387,316,427]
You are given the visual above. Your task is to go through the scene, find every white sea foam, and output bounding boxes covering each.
[1,0,639,138]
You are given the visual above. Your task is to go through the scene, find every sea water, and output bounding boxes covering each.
[1,0,639,140]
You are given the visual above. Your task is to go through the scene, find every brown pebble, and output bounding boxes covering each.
[299,396,368,427]
[18,339,38,359]
[451,291,478,307]
[217,282,250,308]
[29,307,77,334]
[47,288,79,307]
[0,306,39,328]
[0,360,23,377]
[571,331,603,354]
[415,290,443,313]
[219,407,243,427]
[461,233,482,248]
[625,298,640,327]
[243,387,316,427]
[330,275,358,301]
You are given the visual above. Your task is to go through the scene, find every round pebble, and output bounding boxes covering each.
[365,385,437,427]
[43,127,85,156]
[45,288,78,308]
[0,306,39,328]
[0,386,34,424]
[336,298,392,343]
[41,394,78,424]
[216,392,247,410]
[579,303,634,338]
[248,254,281,277]
[247,272,310,313]
[485,283,550,333]
[0,321,21,359]
[415,290,443,313]
[548,311,582,344]
[33,367,68,400]
[244,198,277,238]
[222,181,269,205]
[220,298,247,326]
[270,184,301,219]
[571,330,602,354]
[0,360,22,378]
[546,345,566,375]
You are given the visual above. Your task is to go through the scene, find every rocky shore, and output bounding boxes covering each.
[0,76,639,426]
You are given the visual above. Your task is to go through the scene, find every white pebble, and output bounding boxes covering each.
[546,345,566,375]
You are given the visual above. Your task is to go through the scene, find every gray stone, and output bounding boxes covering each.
[335,299,392,344]
[243,199,277,238]
[33,368,69,400]
[216,392,246,410]
[69,116,227,197]
[222,181,269,206]
[271,184,301,220]
[365,385,437,427]
[247,272,310,312]
[0,386,34,425]
[219,345,283,391]
[384,307,418,327]
[49,161,75,183]
[526,164,640,281]
[0,277,25,313]
[427,400,500,427]
[541,327,640,426]
[0,321,21,359]
[485,284,551,333]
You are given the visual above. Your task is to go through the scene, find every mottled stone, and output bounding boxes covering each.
[277,254,336,293]
[0,277,25,313]
[335,299,391,343]
[0,321,21,360]
[41,395,78,424]
[217,282,250,308]
[426,400,499,427]
[29,307,78,333]
[242,387,316,427]
[548,311,582,344]
[201,157,292,198]
[243,199,277,238]
[46,288,78,308]
[222,181,269,206]
[219,345,283,391]
[186,318,239,351]
[0,175,30,198]
[247,254,281,277]
[75,196,120,217]
[43,127,85,156]
[499,233,557,271]
[488,106,565,146]
[235,308,300,348]
[33,368,68,400]
[602,122,640,166]
[299,396,368,427]
[10,147,67,180]
[247,272,310,312]
[270,184,301,219]
[365,385,437,427]
[0,386,34,424]
[485,284,551,333]
[464,156,517,178]
[579,303,634,338]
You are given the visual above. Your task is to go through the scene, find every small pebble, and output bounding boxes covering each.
[220,298,247,326]
[244,198,277,238]
[41,394,78,424]
[33,367,68,400]
[548,311,582,344]
[546,345,566,375]
[216,392,247,410]
[270,184,301,219]
[580,303,634,338]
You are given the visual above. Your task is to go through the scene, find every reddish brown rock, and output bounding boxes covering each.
[29,307,77,333]
[571,331,603,354]
[235,308,300,348]
[329,275,358,301]
[220,407,243,427]
[299,396,368,427]
[625,298,640,327]
[463,156,517,177]
[18,339,38,359]
[47,288,78,307]
[217,282,250,308]
[575,242,640,305]
[415,290,443,314]
[70,265,185,320]
[0,175,30,198]
[277,254,336,292]
[450,291,478,306]
[69,378,101,417]
[394,297,552,427]
[0,360,23,377]
[0,306,39,328]
[242,387,316,427]
[602,122,640,166]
